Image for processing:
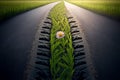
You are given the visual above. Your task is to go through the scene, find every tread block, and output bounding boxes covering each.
[35,58,49,65]
[43,23,52,27]
[44,21,52,25]
[69,20,76,23]
[74,64,87,70]
[74,51,85,57]
[35,65,49,70]
[37,48,50,52]
[71,30,79,34]
[39,37,49,41]
[38,40,50,44]
[44,18,52,24]
[74,61,86,67]
[36,56,49,60]
[71,28,80,33]
[42,26,51,29]
[70,22,78,27]
[35,70,51,80]
[37,52,50,57]
[35,61,49,66]
[46,16,51,19]
[74,47,84,51]
[39,33,50,37]
[68,18,74,22]
[73,41,84,46]
[67,16,73,19]
[72,32,80,36]
[73,70,86,80]
[41,30,50,35]
[75,56,85,60]
[72,35,82,41]
[73,40,83,44]
[38,44,50,50]
[71,26,78,28]
[74,44,84,49]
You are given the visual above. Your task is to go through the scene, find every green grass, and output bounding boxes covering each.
[50,2,74,80]
[66,0,120,18]
[0,0,56,21]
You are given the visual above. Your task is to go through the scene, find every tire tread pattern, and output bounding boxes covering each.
[67,16,92,80]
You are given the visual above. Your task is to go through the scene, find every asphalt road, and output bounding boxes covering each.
[65,2,120,80]
[0,2,58,80]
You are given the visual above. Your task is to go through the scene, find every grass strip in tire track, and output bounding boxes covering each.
[49,2,74,80]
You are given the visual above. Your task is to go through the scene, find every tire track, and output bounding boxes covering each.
[25,16,52,80]
[67,13,93,80]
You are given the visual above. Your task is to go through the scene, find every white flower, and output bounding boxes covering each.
[56,31,65,39]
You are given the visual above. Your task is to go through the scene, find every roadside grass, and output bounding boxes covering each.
[50,2,74,80]
[67,0,120,18]
[0,1,56,22]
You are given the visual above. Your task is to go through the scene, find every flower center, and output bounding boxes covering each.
[58,32,63,37]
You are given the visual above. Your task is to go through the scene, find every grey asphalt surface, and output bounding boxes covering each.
[65,2,120,80]
[0,2,58,80]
